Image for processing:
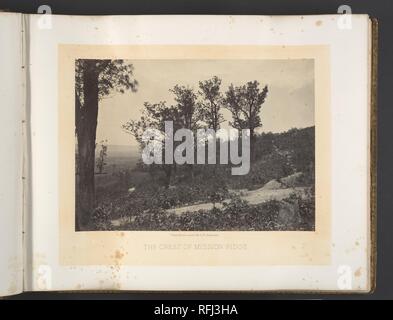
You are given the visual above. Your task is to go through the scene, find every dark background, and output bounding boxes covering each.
[0,0,391,300]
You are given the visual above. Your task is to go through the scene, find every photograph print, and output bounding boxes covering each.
[74,59,315,232]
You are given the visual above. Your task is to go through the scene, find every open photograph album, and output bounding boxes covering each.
[0,13,376,296]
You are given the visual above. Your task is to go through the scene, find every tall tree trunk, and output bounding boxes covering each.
[75,61,99,230]
[250,127,255,162]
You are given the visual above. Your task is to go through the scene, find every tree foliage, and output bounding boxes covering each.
[170,85,200,130]
[198,76,224,131]
[122,101,182,147]
[224,81,268,134]
[75,59,138,134]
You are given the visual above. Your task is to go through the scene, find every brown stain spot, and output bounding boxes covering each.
[114,250,125,260]
[301,16,304,20]
[316,20,323,27]
[354,268,362,277]
[120,232,125,237]
[355,241,360,246]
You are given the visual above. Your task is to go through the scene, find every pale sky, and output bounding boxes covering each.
[96,59,314,146]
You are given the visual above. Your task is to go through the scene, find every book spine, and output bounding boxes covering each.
[21,12,30,295]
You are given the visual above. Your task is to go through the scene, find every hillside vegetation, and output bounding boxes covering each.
[90,126,315,231]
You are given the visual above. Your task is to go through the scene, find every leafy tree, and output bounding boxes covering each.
[75,59,137,230]
[170,85,201,179]
[198,76,224,131]
[224,81,268,158]
[124,85,201,184]
[170,85,199,131]
[123,102,181,145]
[96,140,108,174]
[123,101,182,187]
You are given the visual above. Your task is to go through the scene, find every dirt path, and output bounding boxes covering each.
[111,186,307,226]
[165,186,307,215]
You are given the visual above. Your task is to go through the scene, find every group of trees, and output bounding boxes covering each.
[123,76,268,147]
[122,75,269,184]
[75,59,268,230]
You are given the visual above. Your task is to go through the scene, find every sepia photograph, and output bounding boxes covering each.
[74,58,315,232]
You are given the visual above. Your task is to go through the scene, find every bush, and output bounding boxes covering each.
[91,205,113,231]
[112,191,314,232]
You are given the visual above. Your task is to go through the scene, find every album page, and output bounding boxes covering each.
[25,14,372,292]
